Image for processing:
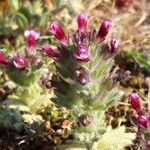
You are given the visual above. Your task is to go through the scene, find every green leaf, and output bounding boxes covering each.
[16,12,28,29]
[126,51,150,71]
[92,126,135,150]
[7,66,41,87]
[19,7,32,20]
[39,12,49,27]
[0,108,23,132]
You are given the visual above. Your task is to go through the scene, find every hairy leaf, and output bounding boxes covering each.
[91,126,135,150]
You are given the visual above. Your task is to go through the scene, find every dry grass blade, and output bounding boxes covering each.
[83,0,103,11]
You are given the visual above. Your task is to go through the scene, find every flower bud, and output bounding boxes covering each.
[75,69,90,85]
[12,56,28,70]
[97,20,112,40]
[24,30,40,50]
[42,44,59,60]
[138,115,149,128]
[109,39,119,54]
[0,52,8,65]
[115,0,133,9]
[77,13,88,32]
[114,71,131,82]
[78,73,89,85]
[73,45,91,62]
[129,93,141,113]
[48,21,67,44]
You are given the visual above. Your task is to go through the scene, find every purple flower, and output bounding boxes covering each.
[12,56,28,70]
[42,44,59,60]
[48,21,67,44]
[138,115,149,128]
[129,93,141,113]
[109,39,119,54]
[97,20,112,40]
[0,52,8,65]
[24,30,40,50]
[77,13,88,32]
[73,45,91,62]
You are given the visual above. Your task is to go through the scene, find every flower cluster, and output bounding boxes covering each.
[0,30,42,87]
[0,52,29,71]
[42,13,119,86]
[129,93,150,149]
[129,93,149,128]
[24,30,40,53]
[41,13,124,147]
[0,13,136,149]
[0,30,40,71]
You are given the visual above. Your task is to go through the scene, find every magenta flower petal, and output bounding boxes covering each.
[42,45,55,57]
[48,21,67,44]
[42,44,59,60]
[109,39,119,54]
[77,13,88,32]
[129,93,141,113]
[138,115,149,128]
[24,30,40,50]
[24,30,40,40]
[74,45,91,62]
[0,52,8,65]
[97,20,112,40]
[12,56,28,70]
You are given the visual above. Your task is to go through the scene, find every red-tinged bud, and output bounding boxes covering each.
[78,73,89,85]
[109,39,119,54]
[77,13,88,32]
[73,45,91,62]
[75,70,89,85]
[115,0,133,9]
[42,44,59,60]
[129,93,141,113]
[138,115,149,128]
[12,56,28,71]
[48,21,67,44]
[24,30,40,50]
[114,71,131,82]
[97,20,112,41]
[0,52,8,65]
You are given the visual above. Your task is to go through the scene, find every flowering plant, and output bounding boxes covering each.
[129,93,150,149]
[42,13,135,149]
[0,29,51,116]
[0,13,136,149]
[0,30,41,86]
